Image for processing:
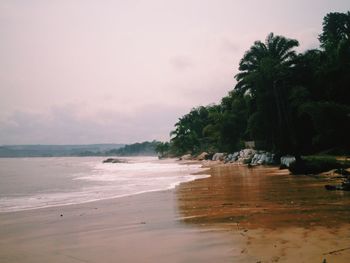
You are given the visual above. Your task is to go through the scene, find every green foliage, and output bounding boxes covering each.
[155,141,171,158]
[319,12,350,52]
[289,156,344,175]
[234,33,300,154]
[168,12,350,157]
[107,141,159,156]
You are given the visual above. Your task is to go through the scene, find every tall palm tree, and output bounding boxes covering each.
[235,32,299,95]
[234,33,299,153]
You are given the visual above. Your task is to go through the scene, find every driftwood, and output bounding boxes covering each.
[323,246,350,255]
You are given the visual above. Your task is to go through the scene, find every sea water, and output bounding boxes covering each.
[0,156,208,212]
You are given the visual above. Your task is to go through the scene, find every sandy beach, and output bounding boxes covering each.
[0,187,238,263]
[1,163,350,262]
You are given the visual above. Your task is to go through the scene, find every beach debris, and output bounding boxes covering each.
[102,158,127,163]
[271,256,280,262]
[325,179,350,191]
[60,214,63,217]
[323,246,350,255]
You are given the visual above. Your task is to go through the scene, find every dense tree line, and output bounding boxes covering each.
[107,141,159,156]
[162,12,350,157]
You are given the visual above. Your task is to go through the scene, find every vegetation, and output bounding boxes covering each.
[106,141,160,156]
[0,144,124,157]
[160,12,350,159]
[289,156,343,175]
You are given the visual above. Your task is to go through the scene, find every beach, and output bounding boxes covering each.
[1,163,350,262]
[0,189,238,263]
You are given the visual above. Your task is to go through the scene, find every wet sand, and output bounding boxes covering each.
[177,164,350,262]
[0,189,240,263]
[1,164,350,262]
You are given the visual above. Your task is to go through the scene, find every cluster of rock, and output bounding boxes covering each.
[102,158,127,163]
[223,149,275,165]
[180,149,298,168]
[280,156,296,167]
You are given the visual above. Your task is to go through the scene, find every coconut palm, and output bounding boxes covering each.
[234,33,299,153]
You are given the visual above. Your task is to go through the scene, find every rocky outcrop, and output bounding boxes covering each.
[212,153,225,161]
[236,149,256,164]
[222,149,275,165]
[251,152,275,165]
[280,156,296,167]
[196,152,209,160]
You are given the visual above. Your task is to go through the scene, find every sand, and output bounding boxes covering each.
[1,163,350,262]
[177,164,350,262]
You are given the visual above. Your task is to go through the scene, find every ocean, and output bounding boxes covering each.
[0,157,208,212]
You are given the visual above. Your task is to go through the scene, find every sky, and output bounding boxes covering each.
[0,0,349,145]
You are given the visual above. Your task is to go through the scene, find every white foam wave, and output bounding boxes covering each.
[0,158,209,213]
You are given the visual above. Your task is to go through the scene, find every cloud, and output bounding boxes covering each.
[169,56,193,71]
[0,104,185,145]
[1,0,349,144]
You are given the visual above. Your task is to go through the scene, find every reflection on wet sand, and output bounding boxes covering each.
[177,165,350,228]
[176,165,350,262]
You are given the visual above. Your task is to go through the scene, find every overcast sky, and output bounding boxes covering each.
[1,0,349,145]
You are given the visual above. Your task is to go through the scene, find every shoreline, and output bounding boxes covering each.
[0,188,240,263]
[0,157,208,214]
[1,162,350,262]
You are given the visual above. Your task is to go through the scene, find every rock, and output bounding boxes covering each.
[280,156,296,167]
[279,164,288,169]
[325,181,350,191]
[265,152,275,164]
[180,154,192,160]
[196,152,208,160]
[334,168,350,176]
[205,152,214,160]
[103,158,127,163]
[235,149,256,164]
[224,152,240,163]
[212,153,225,161]
[240,148,256,158]
[251,153,261,165]
[250,152,275,165]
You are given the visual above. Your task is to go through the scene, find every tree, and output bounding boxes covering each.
[319,12,350,52]
[155,141,170,158]
[235,33,299,153]
[318,12,350,105]
[170,106,212,155]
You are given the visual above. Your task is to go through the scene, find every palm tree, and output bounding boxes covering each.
[234,33,299,153]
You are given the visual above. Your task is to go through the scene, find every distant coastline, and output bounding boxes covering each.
[0,141,160,157]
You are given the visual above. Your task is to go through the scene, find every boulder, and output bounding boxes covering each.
[224,152,240,163]
[103,158,127,163]
[250,152,275,165]
[240,149,256,159]
[265,153,275,164]
[212,153,225,161]
[196,152,209,160]
[180,154,192,160]
[280,156,296,167]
